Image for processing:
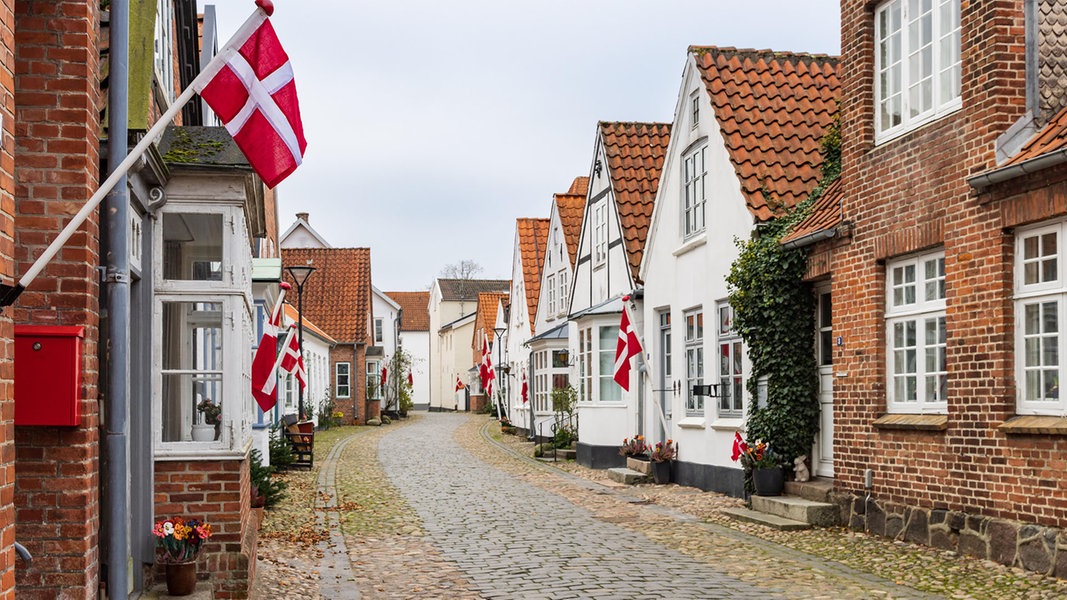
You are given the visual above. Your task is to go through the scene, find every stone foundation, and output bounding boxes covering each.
[839,494,1067,578]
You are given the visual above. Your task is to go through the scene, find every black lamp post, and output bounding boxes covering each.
[286,263,316,421]
[493,324,506,420]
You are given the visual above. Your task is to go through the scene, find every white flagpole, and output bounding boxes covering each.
[4,5,270,304]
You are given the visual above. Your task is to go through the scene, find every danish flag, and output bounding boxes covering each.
[613,302,643,391]
[194,1,306,188]
[279,326,307,391]
[251,282,289,411]
[480,333,495,397]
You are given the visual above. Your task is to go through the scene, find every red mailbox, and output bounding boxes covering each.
[15,325,85,427]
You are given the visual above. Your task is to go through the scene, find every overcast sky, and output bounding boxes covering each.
[202,1,841,291]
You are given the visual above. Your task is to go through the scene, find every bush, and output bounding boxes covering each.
[316,390,343,430]
[268,425,294,470]
[249,448,287,509]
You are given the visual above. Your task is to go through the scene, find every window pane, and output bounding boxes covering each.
[162,373,222,442]
[163,213,224,281]
[162,302,223,370]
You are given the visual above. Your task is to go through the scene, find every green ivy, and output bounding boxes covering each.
[726,115,840,469]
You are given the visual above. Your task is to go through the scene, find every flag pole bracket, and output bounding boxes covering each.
[0,283,24,308]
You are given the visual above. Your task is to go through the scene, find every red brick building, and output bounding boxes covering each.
[792,0,1067,576]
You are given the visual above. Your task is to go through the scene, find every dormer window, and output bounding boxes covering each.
[874,0,961,141]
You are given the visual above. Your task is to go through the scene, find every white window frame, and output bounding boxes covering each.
[685,307,705,417]
[154,0,176,103]
[547,273,557,316]
[690,91,700,128]
[557,270,569,316]
[367,360,381,400]
[716,302,744,418]
[374,318,384,344]
[593,203,608,266]
[577,327,593,403]
[335,362,351,398]
[874,0,962,142]
[682,144,707,238]
[598,325,623,402]
[885,249,947,413]
[1015,221,1067,415]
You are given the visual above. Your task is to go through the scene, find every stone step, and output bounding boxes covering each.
[784,477,834,503]
[143,581,214,599]
[750,494,839,527]
[721,507,811,531]
[607,467,650,485]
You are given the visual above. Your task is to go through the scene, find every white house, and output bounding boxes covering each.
[504,217,549,434]
[526,178,587,438]
[385,290,432,410]
[278,304,336,430]
[370,287,402,412]
[568,122,671,468]
[279,211,331,249]
[428,278,510,410]
[638,46,840,496]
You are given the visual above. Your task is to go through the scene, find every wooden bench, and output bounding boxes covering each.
[284,423,314,469]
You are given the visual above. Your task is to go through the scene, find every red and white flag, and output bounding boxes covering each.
[251,282,289,411]
[279,326,307,391]
[194,1,306,188]
[521,370,528,404]
[407,371,414,387]
[381,365,388,389]
[613,304,643,391]
[455,376,465,392]
[480,333,495,396]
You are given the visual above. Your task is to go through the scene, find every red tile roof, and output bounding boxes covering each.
[692,46,840,221]
[600,121,672,281]
[780,178,843,246]
[474,292,509,351]
[282,303,336,343]
[437,279,511,302]
[517,218,550,334]
[282,247,372,344]
[385,291,430,332]
[555,192,586,269]
[1003,104,1067,167]
[567,176,589,196]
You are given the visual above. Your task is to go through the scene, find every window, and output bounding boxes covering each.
[367,360,380,400]
[160,301,222,442]
[578,328,593,402]
[874,0,961,140]
[336,362,351,398]
[533,349,570,414]
[284,373,295,411]
[154,0,175,102]
[683,144,707,237]
[558,270,569,315]
[685,308,705,416]
[1015,222,1067,415]
[374,318,384,344]
[547,274,557,315]
[690,92,700,128]
[163,213,224,281]
[593,203,608,265]
[886,250,947,413]
[717,303,744,417]
[599,326,622,402]
[818,290,833,367]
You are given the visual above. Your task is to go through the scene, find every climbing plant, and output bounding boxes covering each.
[725,115,840,468]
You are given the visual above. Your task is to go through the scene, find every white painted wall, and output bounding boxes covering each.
[639,56,755,473]
[399,330,430,408]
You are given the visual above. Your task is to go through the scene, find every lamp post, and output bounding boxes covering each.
[493,324,506,420]
[286,263,316,421]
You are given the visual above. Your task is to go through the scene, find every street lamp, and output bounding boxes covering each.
[286,263,316,421]
[493,324,506,420]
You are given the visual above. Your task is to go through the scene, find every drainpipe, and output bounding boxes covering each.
[105,0,131,598]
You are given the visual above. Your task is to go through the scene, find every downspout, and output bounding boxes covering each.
[105,0,131,598]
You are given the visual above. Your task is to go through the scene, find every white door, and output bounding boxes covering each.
[812,287,834,478]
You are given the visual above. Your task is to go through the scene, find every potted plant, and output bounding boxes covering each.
[648,439,677,484]
[500,416,516,435]
[731,432,783,496]
[619,435,650,474]
[193,398,221,442]
[153,516,213,596]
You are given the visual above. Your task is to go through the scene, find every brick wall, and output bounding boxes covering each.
[154,457,257,599]
[331,344,373,423]
[11,1,100,598]
[833,0,1067,571]
[0,0,14,596]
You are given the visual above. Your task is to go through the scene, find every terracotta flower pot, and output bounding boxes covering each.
[165,560,197,596]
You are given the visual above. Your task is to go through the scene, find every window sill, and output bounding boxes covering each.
[672,234,707,257]
[872,414,947,431]
[677,417,705,429]
[577,402,626,408]
[709,417,744,431]
[998,415,1067,435]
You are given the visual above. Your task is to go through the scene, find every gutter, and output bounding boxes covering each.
[967,147,1067,190]
[781,228,838,250]
[104,1,131,598]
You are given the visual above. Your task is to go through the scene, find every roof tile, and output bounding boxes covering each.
[282,247,372,344]
[385,291,431,332]
[554,192,586,269]
[475,291,509,348]
[1003,104,1067,167]
[567,176,589,196]
[692,46,840,221]
[780,178,843,245]
[437,279,510,301]
[600,121,672,281]
[517,218,550,334]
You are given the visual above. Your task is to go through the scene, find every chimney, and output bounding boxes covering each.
[296,212,309,223]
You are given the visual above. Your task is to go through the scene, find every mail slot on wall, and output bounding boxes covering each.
[15,325,85,426]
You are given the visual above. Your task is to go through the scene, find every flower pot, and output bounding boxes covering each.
[191,424,216,442]
[651,460,671,484]
[165,560,197,596]
[753,466,785,496]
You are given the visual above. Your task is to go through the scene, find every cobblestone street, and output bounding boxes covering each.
[252,413,1067,599]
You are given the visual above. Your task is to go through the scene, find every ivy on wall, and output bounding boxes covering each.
[725,116,840,467]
